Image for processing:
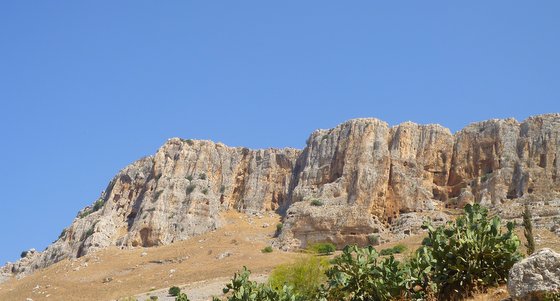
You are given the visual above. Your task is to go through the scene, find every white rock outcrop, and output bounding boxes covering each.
[2,114,560,282]
[508,248,560,300]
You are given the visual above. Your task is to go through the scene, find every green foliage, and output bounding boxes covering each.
[379,244,407,256]
[275,223,283,237]
[175,293,190,301]
[186,184,196,194]
[325,245,406,301]
[269,256,329,299]
[367,234,379,246]
[523,204,536,255]
[421,203,522,299]
[58,228,67,239]
[220,185,226,194]
[308,243,336,255]
[310,199,324,206]
[149,296,159,301]
[199,173,207,180]
[93,198,105,212]
[186,175,193,181]
[402,246,436,300]
[79,209,91,218]
[202,188,209,195]
[262,246,273,253]
[84,226,95,239]
[169,286,181,297]
[217,266,302,301]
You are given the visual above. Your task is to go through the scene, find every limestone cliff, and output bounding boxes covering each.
[2,114,560,281]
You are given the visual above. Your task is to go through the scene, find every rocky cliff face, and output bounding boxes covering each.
[2,114,560,281]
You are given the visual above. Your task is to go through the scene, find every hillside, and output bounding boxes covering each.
[2,114,560,285]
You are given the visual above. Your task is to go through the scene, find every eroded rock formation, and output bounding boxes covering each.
[2,114,560,281]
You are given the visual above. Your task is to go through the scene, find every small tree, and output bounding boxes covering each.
[169,286,181,297]
[523,204,536,255]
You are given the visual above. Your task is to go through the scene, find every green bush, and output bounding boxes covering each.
[214,266,302,301]
[169,286,181,297]
[269,256,329,299]
[261,246,273,253]
[79,209,91,218]
[402,246,436,300]
[149,296,159,301]
[308,242,336,255]
[379,244,407,256]
[367,234,379,246]
[421,203,522,299]
[186,175,193,181]
[202,188,209,195]
[310,199,323,206]
[84,226,95,239]
[276,223,283,232]
[93,198,105,212]
[175,293,190,301]
[199,173,207,180]
[186,184,196,194]
[325,245,406,301]
[58,228,67,239]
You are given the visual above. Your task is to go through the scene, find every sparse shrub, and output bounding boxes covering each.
[199,173,207,180]
[186,184,196,194]
[275,223,283,236]
[308,242,336,255]
[79,209,92,218]
[58,228,67,239]
[367,234,379,246]
[523,204,536,255]
[175,293,190,301]
[310,199,323,206]
[379,243,407,256]
[168,286,181,297]
[261,246,273,253]
[421,203,522,299]
[326,245,405,301]
[93,198,105,212]
[202,188,209,195]
[186,175,193,181]
[84,226,95,239]
[185,139,194,146]
[20,251,28,258]
[149,296,158,301]
[220,185,226,194]
[269,256,329,299]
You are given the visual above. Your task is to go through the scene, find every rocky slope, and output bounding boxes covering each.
[2,114,560,282]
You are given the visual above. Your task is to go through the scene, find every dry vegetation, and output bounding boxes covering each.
[0,211,558,301]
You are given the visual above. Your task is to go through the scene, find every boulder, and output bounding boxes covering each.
[508,248,560,300]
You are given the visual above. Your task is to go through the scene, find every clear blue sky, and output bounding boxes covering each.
[0,1,559,264]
